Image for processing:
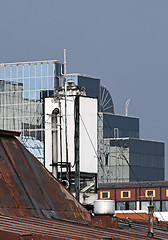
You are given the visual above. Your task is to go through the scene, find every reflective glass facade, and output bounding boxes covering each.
[98,138,164,183]
[0,60,63,163]
[129,139,164,181]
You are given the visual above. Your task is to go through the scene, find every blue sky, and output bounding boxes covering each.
[0,0,168,178]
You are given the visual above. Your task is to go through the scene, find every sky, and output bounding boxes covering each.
[0,0,168,178]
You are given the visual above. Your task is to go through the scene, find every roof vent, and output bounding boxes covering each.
[94,200,115,216]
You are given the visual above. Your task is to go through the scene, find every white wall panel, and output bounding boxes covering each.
[80,97,97,173]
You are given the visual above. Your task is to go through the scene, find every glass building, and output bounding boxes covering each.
[97,110,165,183]
[0,60,114,166]
[98,138,164,183]
[0,60,63,163]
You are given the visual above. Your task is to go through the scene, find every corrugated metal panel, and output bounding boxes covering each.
[0,215,167,240]
[0,130,90,223]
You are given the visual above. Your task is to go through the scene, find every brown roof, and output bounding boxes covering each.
[0,130,90,223]
[0,130,167,239]
[118,218,168,240]
[0,214,167,240]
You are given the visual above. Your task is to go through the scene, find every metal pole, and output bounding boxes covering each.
[64,49,69,183]
[75,95,80,201]
[59,99,63,181]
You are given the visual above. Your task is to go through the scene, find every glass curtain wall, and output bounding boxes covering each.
[0,60,63,163]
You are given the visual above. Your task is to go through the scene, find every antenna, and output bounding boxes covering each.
[125,98,131,116]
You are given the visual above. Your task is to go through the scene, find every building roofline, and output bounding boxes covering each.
[99,112,139,120]
[104,137,164,144]
[0,130,20,137]
[99,181,168,189]
[0,60,63,67]
[66,73,100,80]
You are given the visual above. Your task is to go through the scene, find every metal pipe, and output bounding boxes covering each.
[147,204,154,237]
[52,109,59,178]
[75,95,80,201]
[125,98,131,116]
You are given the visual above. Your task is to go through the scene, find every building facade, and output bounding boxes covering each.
[98,112,165,183]
[98,181,168,212]
[0,60,63,163]
[98,137,164,183]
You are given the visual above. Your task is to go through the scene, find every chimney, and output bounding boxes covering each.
[91,200,118,229]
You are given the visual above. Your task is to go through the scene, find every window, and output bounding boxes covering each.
[141,201,150,211]
[153,201,160,211]
[116,201,136,210]
[145,190,155,198]
[100,191,110,199]
[116,201,125,210]
[162,201,168,211]
[141,200,160,211]
[129,201,136,210]
[105,153,109,165]
[121,191,131,198]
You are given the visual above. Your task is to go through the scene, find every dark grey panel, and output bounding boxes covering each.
[130,166,164,181]
[109,138,165,182]
[54,63,64,89]
[103,114,139,138]
[55,62,63,76]
[129,138,164,156]
[78,76,100,100]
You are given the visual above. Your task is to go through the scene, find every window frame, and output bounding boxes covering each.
[145,190,155,198]
[121,191,131,199]
[100,191,110,199]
